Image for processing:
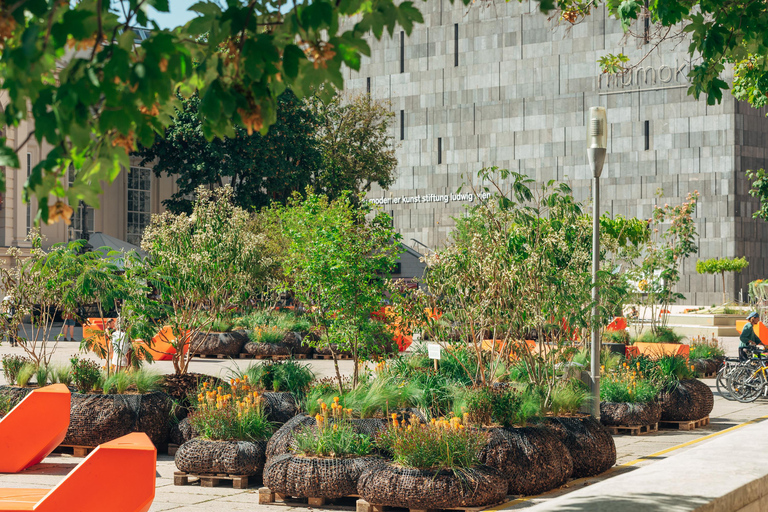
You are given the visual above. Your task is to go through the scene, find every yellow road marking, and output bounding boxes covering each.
[485,413,768,511]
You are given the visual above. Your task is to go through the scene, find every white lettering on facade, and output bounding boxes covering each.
[598,59,689,90]
[367,192,492,207]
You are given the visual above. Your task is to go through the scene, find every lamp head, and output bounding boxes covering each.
[587,107,608,149]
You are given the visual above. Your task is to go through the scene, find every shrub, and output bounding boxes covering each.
[459,386,540,427]
[51,364,73,386]
[303,375,421,418]
[237,360,314,396]
[190,380,274,441]
[133,370,163,394]
[376,416,488,471]
[70,356,101,393]
[102,371,132,394]
[654,355,696,386]
[600,365,659,403]
[689,339,725,360]
[602,330,630,344]
[2,354,32,384]
[636,327,684,344]
[0,394,11,416]
[34,365,50,387]
[294,404,373,457]
[248,325,286,345]
[548,381,590,416]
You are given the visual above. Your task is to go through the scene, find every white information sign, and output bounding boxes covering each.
[428,343,442,360]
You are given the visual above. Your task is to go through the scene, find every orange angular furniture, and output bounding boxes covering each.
[736,320,768,344]
[135,326,189,361]
[0,433,156,512]
[0,384,70,473]
[606,317,628,332]
[632,342,690,359]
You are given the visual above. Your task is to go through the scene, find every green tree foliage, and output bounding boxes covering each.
[137,90,322,214]
[696,257,749,305]
[309,90,398,197]
[276,191,402,391]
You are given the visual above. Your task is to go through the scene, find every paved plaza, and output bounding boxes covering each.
[0,337,766,511]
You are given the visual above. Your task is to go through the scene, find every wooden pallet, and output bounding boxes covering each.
[238,353,291,360]
[701,372,716,379]
[604,423,658,436]
[174,471,250,489]
[314,354,353,360]
[53,444,94,457]
[659,416,710,431]
[193,353,229,359]
[257,489,359,506]
[357,499,500,512]
[167,443,179,456]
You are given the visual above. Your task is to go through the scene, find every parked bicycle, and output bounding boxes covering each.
[726,347,768,403]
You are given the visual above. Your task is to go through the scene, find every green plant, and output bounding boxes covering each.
[70,356,101,393]
[637,327,684,344]
[689,340,726,360]
[236,360,315,396]
[51,364,73,386]
[34,365,50,387]
[655,355,696,386]
[376,416,488,472]
[102,371,132,394]
[294,419,373,458]
[602,330,630,344]
[2,354,32,384]
[458,385,540,427]
[15,363,35,387]
[0,394,13,417]
[133,370,163,394]
[248,325,286,345]
[696,257,749,304]
[303,376,421,418]
[190,384,274,441]
[600,368,660,403]
[548,381,590,416]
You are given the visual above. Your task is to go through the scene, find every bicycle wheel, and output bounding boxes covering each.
[716,365,736,401]
[729,366,764,403]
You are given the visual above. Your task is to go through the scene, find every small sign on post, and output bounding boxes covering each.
[428,343,441,371]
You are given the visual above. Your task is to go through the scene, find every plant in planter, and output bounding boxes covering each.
[236,360,315,398]
[2,354,32,385]
[243,325,291,357]
[635,327,684,344]
[358,416,506,509]
[264,399,385,499]
[599,363,662,427]
[689,338,726,376]
[176,381,275,477]
[654,356,714,421]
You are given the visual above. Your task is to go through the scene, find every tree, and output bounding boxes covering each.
[137,90,322,213]
[129,185,272,374]
[309,90,398,197]
[277,191,402,392]
[696,257,749,305]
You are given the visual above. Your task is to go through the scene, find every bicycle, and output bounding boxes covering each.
[727,349,768,403]
[715,356,744,401]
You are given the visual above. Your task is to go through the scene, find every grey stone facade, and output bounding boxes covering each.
[342,0,768,305]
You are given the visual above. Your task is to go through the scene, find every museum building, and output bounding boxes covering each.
[343,0,768,305]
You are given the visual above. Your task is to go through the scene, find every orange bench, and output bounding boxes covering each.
[0,433,156,512]
[0,384,70,473]
[135,326,189,361]
[736,320,768,344]
[631,342,690,359]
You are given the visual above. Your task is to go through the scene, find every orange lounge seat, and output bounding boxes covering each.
[0,433,156,512]
[0,384,70,473]
[135,326,189,361]
[632,341,690,359]
[736,320,768,345]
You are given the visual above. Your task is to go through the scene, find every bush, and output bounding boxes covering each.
[190,381,274,441]
[248,325,286,345]
[636,327,684,344]
[376,416,488,471]
[654,355,696,387]
[133,370,164,394]
[303,375,421,418]
[0,394,13,416]
[548,381,590,416]
[51,364,73,386]
[602,330,630,344]
[294,418,373,458]
[459,386,540,427]
[600,366,659,403]
[34,365,50,386]
[2,354,32,384]
[236,360,314,396]
[70,356,101,393]
[16,363,35,387]
[689,340,725,360]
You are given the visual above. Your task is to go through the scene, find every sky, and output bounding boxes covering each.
[146,0,199,29]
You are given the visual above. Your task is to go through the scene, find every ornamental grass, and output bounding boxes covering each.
[190,377,274,441]
[600,362,660,403]
[376,414,488,472]
[294,397,373,457]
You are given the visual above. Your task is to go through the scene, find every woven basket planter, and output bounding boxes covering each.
[542,416,616,478]
[175,438,268,476]
[357,464,507,509]
[193,331,249,357]
[242,342,291,357]
[170,417,198,446]
[478,425,573,496]
[266,414,387,460]
[599,401,662,427]
[691,358,719,376]
[283,332,314,356]
[658,379,714,421]
[264,453,386,499]
[62,391,174,448]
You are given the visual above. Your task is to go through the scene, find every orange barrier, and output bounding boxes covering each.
[631,342,690,359]
[135,327,189,361]
[0,433,156,512]
[83,318,110,356]
[606,317,628,332]
[736,320,768,345]
[0,384,70,473]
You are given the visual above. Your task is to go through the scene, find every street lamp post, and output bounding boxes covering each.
[587,106,607,418]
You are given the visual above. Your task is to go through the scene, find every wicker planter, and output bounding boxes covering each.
[175,438,267,476]
[265,453,386,499]
[170,417,198,446]
[62,391,174,448]
[599,401,662,427]
[542,416,616,478]
[658,379,714,421]
[691,358,719,376]
[193,331,249,357]
[357,464,507,509]
[283,332,313,356]
[266,414,387,459]
[314,345,353,358]
[242,342,291,357]
[262,392,299,424]
[478,425,573,496]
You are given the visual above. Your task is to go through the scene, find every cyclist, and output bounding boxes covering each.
[740,312,766,361]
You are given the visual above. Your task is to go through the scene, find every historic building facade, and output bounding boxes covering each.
[343,1,768,305]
